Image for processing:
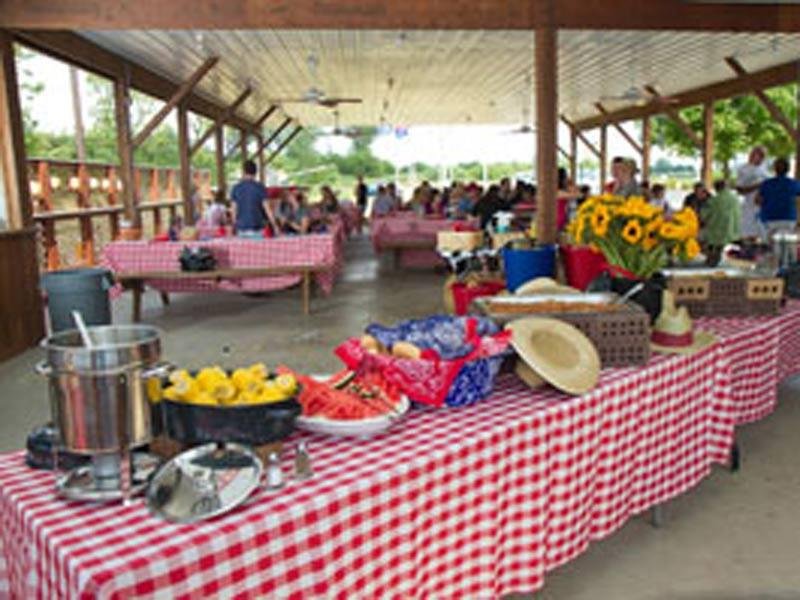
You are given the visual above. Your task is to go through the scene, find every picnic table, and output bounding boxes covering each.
[102,227,343,319]
[370,214,469,268]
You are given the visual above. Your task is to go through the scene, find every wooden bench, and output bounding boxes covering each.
[115,265,329,322]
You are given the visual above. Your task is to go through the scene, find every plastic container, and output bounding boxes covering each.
[41,268,113,333]
[561,245,608,291]
[502,245,556,292]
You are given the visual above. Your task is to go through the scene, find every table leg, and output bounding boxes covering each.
[159,292,170,307]
[650,504,664,528]
[302,270,310,316]
[132,282,143,323]
[729,441,741,473]
[394,249,401,269]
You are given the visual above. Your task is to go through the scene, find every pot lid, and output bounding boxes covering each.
[146,443,263,523]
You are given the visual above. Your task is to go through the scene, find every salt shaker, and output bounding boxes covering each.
[264,452,284,491]
[294,442,313,480]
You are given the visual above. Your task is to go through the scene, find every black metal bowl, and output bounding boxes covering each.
[159,397,301,446]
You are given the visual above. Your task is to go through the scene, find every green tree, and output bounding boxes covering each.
[652,85,797,178]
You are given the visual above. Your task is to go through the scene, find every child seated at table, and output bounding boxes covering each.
[200,190,230,228]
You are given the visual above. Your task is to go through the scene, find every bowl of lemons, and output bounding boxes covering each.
[148,364,302,445]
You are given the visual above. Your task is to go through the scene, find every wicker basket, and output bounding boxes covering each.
[491,231,527,249]
[667,276,784,317]
[436,231,484,252]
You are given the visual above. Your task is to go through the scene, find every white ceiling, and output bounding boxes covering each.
[80,30,800,129]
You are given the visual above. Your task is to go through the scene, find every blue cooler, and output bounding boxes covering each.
[502,245,557,292]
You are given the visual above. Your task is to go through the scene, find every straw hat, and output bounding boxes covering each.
[650,290,716,355]
[507,317,601,395]
[514,277,577,295]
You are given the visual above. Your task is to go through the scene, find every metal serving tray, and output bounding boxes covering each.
[473,292,619,318]
[661,267,755,278]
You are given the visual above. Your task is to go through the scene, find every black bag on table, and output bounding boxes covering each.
[179,246,217,272]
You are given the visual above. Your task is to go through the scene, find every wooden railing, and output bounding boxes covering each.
[27,158,212,270]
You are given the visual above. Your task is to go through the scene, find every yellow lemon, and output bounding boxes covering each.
[186,391,218,406]
[146,378,163,403]
[163,386,182,401]
[239,390,263,405]
[274,374,297,395]
[248,363,269,380]
[210,380,237,404]
[168,369,193,386]
[171,376,200,399]
[231,368,255,391]
[258,387,286,404]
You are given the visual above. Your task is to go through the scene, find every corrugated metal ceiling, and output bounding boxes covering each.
[80,30,800,128]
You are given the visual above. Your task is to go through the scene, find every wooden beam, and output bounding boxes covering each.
[561,115,600,158]
[0,31,32,229]
[250,118,292,160]
[265,126,303,165]
[568,125,577,183]
[596,102,642,154]
[575,59,800,130]
[725,56,799,140]
[252,105,278,132]
[113,71,137,227]
[796,82,800,179]
[177,103,193,222]
[701,101,714,188]
[214,126,225,196]
[256,132,265,184]
[599,124,607,191]
[133,56,218,149]
[557,145,570,161]
[189,86,251,156]
[239,129,248,173]
[535,10,558,245]
[641,116,651,181]
[12,31,255,132]
[645,85,702,148]
[5,0,800,31]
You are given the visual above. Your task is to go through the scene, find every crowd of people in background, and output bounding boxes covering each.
[194,148,799,261]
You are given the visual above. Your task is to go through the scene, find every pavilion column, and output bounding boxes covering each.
[568,125,578,184]
[177,104,193,222]
[599,124,607,192]
[214,126,225,196]
[534,19,558,243]
[796,76,800,178]
[641,116,651,182]
[240,128,248,173]
[256,132,265,184]
[113,71,138,229]
[702,101,714,188]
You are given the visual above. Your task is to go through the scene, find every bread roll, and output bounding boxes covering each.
[391,341,422,360]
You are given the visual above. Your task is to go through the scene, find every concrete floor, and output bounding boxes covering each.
[1,234,799,598]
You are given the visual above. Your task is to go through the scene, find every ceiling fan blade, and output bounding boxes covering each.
[318,98,363,107]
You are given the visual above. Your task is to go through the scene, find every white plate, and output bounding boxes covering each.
[295,375,410,437]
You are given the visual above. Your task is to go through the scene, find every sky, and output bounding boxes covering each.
[19,49,678,172]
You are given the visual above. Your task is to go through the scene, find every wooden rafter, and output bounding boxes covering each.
[12,31,255,132]
[641,116,651,180]
[251,105,278,132]
[189,86,251,156]
[725,56,799,140]
[265,126,303,165]
[557,145,570,161]
[701,101,714,187]
[250,118,292,160]
[132,56,218,149]
[595,102,642,154]
[645,85,702,148]
[224,106,278,160]
[575,59,800,130]
[5,0,800,31]
[561,115,600,158]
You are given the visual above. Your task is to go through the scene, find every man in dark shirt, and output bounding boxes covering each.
[355,175,368,213]
[230,160,277,237]
[757,157,800,238]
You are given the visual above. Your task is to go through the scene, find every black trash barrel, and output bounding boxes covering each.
[41,268,113,332]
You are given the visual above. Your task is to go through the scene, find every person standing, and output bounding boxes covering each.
[701,180,741,266]
[756,157,800,238]
[735,146,770,240]
[355,175,368,213]
[230,160,278,238]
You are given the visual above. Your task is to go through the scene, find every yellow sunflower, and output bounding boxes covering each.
[684,238,701,259]
[590,204,610,237]
[621,219,643,244]
[659,222,683,240]
[672,208,699,238]
[642,218,663,251]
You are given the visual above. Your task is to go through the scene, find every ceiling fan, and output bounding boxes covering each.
[328,110,364,139]
[272,53,363,109]
[600,86,678,106]
[504,86,536,135]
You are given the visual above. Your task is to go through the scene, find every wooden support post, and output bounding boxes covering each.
[0,32,32,229]
[265,126,303,165]
[702,101,714,188]
[177,103,193,222]
[796,79,800,179]
[189,86,251,156]
[725,57,799,140]
[645,85,702,148]
[214,125,225,196]
[569,125,577,183]
[132,56,218,149]
[250,118,292,160]
[256,132,265,184]
[240,129,248,173]
[642,116,651,181]
[561,116,601,158]
[534,6,558,244]
[599,124,607,192]
[595,103,643,155]
[113,71,138,228]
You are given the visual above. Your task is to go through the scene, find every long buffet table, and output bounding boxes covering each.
[1,302,798,598]
[370,214,460,268]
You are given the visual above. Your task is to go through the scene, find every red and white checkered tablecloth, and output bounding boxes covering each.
[101,227,343,297]
[698,299,800,424]
[370,215,461,268]
[0,334,744,599]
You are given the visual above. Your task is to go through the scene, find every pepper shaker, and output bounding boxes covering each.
[264,452,284,491]
[294,442,313,480]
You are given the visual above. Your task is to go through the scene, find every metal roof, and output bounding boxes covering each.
[80,29,800,128]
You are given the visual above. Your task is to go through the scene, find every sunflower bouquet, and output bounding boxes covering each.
[567,194,700,279]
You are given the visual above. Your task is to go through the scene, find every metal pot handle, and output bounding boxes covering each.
[34,360,53,377]
[141,361,175,380]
